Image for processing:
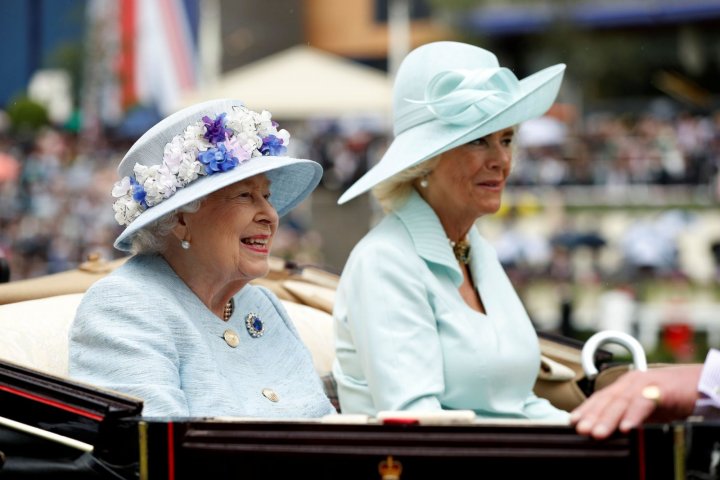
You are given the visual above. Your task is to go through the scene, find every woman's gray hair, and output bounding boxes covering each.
[128,199,204,254]
[371,156,440,213]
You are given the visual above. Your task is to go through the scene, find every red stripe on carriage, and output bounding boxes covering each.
[0,384,104,422]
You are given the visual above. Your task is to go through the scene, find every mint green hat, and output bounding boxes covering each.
[338,41,565,204]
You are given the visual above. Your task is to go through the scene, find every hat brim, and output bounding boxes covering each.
[114,156,322,251]
[338,63,566,204]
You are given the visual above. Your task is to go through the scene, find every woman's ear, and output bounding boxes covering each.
[171,212,188,242]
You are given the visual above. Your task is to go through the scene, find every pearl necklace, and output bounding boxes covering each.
[223,298,234,322]
[449,238,471,265]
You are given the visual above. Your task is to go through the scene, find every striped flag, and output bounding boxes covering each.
[84,0,199,133]
[132,0,198,115]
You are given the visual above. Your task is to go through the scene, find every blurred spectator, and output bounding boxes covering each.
[618,210,694,281]
[711,240,720,283]
[595,285,637,335]
[494,207,552,276]
[0,248,9,283]
[550,227,606,282]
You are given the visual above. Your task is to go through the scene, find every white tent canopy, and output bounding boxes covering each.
[177,45,394,120]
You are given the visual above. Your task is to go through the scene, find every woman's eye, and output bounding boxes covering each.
[468,138,487,146]
[263,193,271,200]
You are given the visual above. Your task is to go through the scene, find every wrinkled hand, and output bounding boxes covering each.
[570,364,703,440]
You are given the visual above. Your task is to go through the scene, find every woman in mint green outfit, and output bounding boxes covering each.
[332,41,569,420]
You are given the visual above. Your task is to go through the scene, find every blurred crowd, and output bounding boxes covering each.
[1,106,719,284]
[0,130,124,279]
[513,108,720,189]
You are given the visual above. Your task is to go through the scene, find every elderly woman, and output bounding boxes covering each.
[69,99,336,418]
[332,41,569,420]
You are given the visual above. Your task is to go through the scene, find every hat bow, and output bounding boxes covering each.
[397,67,521,134]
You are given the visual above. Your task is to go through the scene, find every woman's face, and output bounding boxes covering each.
[421,127,514,232]
[181,173,278,283]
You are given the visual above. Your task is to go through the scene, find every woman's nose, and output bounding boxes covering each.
[256,197,279,225]
[487,143,512,169]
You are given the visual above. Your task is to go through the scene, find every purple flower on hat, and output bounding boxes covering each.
[260,135,287,156]
[198,143,239,174]
[202,113,231,144]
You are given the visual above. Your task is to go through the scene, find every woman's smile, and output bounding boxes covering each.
[241,234,271,254]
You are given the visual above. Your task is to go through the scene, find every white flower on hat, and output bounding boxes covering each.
[182,122,212,152]
[176,158,203,185]
[111,105,290,227]
[112,193,144,226]
[163,136,203,186]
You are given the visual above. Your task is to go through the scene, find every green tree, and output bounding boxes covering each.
[6,96,50,140]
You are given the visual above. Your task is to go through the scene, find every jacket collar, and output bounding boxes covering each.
[393,189,467,285]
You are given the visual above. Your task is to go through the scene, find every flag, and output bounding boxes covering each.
[83,0,199,136]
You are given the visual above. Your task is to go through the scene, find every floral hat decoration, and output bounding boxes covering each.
[337,41,566,204]
[112,98,322,251]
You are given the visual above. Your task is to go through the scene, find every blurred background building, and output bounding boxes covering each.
[1,0,720,361]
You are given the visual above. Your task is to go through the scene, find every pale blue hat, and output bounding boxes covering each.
[112,98,322,251]
[338,41,566,204]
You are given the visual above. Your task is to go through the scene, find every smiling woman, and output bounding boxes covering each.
[67,98,336,419]
[169,175,279,290]
[332,41,571,421]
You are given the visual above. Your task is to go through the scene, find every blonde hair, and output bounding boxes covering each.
[371,156,440,213]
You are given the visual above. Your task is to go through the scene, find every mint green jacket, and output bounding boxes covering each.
[333,190,569,420]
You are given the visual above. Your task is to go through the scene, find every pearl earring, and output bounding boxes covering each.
[181,240,190,250]
[420,177,429,188]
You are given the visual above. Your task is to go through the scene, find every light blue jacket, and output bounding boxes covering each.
[333,190,569,420]
[69,254,336,418]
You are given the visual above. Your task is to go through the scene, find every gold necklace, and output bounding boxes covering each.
[223,298,234,322]
[449,238,471,265]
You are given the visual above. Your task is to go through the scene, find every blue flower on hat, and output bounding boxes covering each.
[130,177,148,208]
[260,134,287,156]
[198,143,239,174]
